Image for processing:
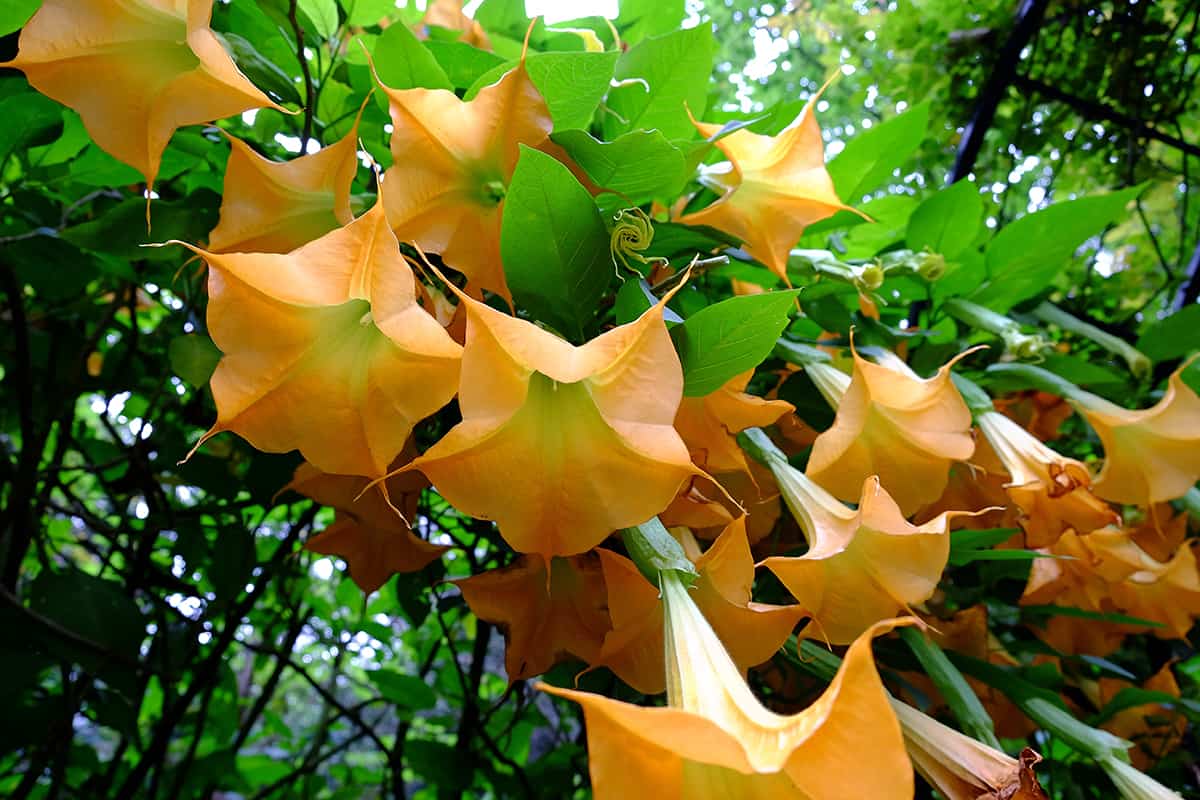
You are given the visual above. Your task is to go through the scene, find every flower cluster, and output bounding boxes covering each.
[7,1,1197,797]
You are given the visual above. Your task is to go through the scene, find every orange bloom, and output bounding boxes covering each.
[977,410,1117,547]
[761,464,963,644]
[207,120,361,253]
[376,56,551,300]
[674,371,794,475]
[287,459,444,595]
[2,0,283,187]
[541,573,912,799]
[597,518,805,694]
[805,348,976,516]
[456,552,610,681]
[890,698,1047,800]
[420,0,492,50]
[995,390,1074,442]
[1073,363,1200,505]
[677,98,853,282]
[1128,505,1189,562]
[180,195,462,478]
[914,463,1020,533]
[1087,664,1186,770]
[1022,529,1200,654]
[401,280,697,559]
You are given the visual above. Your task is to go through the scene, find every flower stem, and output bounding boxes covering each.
[1032,301,1151,379]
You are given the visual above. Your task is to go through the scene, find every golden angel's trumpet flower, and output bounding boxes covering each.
[419,0,492,50]
[179,194,462,478]
[1022,529,1200,654]
[374,41,551,301]
[207,111,363,253]
[596,518,805,694]
[976,410,1117,547]
[394,274,698,559]
[674,370,794,475]
[2,0,284,188]
[677,91,856,283]
[540,571,913,799]
[1072,362,1200,505]
[456,552,610,681]
[286,458,445,595]
[890,698,1047,799]
[804,346,976,516]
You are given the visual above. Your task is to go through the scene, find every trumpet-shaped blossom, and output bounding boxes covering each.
[1072,364,1200,505]
[181,195,462,478]
[762,465,963,644]
[457,552,610,681]
[805,348,976,516]
[2,0,284,187]
[401,280,697,559]
[376,55,551,300]
[541,572,913,799]
[597,519,805,694]
[674,370,794,475]
[890,697,1047,799]
[677,99,853,282]
[287,459,444,594]
[207,120,361,253]
[976,410,1117,547]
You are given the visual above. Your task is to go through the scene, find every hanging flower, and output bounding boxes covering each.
[420,0,492,50]
[2,0,284,187]
[676,95,855,283]
[395,276,698,559]
[976,410,1118,547]
[890,698,1048,799]
[540,571,913,799]
[805,347,976,516]
[675,371,794,475]
[374,47,551,300]
[596,518,805,694]
[761,467,964,644]
[456,552,610,681]
[1072,362,1200,505]
[287,455,444,595]
[207,112,362,253]
[178,194,463,478]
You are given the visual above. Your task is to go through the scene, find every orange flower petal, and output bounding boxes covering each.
[3,0,284,186]
[186,196,461,477]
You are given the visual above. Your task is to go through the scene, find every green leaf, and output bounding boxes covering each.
[839,194,917,259]
[367,670,438,710]
[0,91,64,168]
[168,334,223,387]
[949,527,1020,552]
[340,0,398,26]
[299,0,340,39]
[472,0,528,39]
[372,21,453,91]
[221,32,303,106]
[0,0,38,37]
[972,184,1146,311]
[907,179,983,259]
[1137,304,1200,362]
[467,52,619,131]
[672,290,801,396]
[1022,604,1167,629]
[552,129,686,203]
[424,41,507,89]
[828,101,930,202]
[603,26,713,141]
[500,145,612,341]
[615,0,686,44]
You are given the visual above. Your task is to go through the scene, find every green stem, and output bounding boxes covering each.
[899,627,1000,748]
[950,373,996,416]
[1032,301,1151,379]
[621,517,698,587]
[944,297,1049,359]
[984,362,1092,403]
[774,338,833,366]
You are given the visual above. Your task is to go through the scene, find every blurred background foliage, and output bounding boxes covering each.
[1,0,1199,798]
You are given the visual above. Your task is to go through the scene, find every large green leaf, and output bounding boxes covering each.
[828,101,930,202]
[971,184,1146,311]
[0,0,38,37]
[1136,304,1200,362]
[500,145,612,341]
[907,179,983,259]
[466,51,619,131]
[603,26,713,141]
[551,129,685,202]
[615,0,686,44]
[372,20,453,91]
[671,290,801,396]
[425,41,507,89]
[298,0,339,39]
